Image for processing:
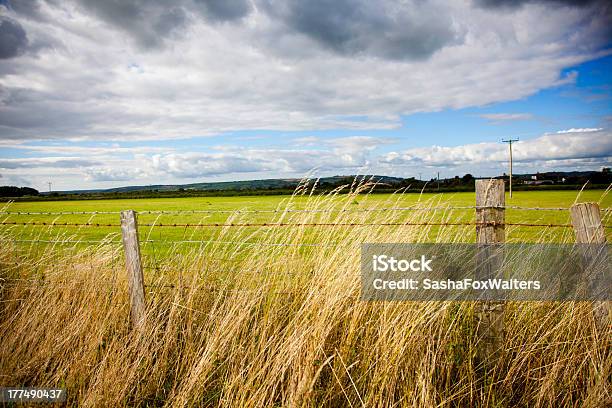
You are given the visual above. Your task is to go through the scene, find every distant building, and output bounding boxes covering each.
[523,179,554,185]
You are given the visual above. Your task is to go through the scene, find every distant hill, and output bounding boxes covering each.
[3,170,608,201]
[49,170,611,196]
[51,175,408,195]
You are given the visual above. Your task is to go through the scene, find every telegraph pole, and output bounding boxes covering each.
[502,139,519,198]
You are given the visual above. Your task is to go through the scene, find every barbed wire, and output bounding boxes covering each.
[140,221,477,227]
[143,239,338,247]
[0,221,118,227]
[0,211,120,215]
[505,206,567,211]
[1,220,606,228]
[0,280,300,294]
[1,206,609,216]
[2,208,453,215]
[138,221,582,228]
[0,238,340,247]
[0,239,120,244]
[0,238,357,247]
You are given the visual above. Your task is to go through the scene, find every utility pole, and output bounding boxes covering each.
[502,139,519,198]
[437,171,440,190]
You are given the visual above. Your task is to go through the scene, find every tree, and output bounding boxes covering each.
[0,186,40,197]
[21,187,39,196]
[461,174,474,183]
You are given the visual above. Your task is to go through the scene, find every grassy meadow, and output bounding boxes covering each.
[2,188,611,245]
[0,186,610,407]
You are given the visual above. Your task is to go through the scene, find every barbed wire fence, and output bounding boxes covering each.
[0,206,609,248]
[2,205,610,215]
[1,180,610,328]
[1,180,609,369]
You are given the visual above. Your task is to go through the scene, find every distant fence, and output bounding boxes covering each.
[0,180,609,351]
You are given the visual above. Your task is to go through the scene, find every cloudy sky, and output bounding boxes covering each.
[0,0,611,191]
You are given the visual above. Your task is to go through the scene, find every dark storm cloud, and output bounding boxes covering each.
[1,0,611,148]
[193,0,252,21]
[476,0,612,48]
[0,0,43,20]
[0,17,27,59]
[261,0,461,60]
[73,0,251,49]
[74,0,187,49]
[475,0,598,9]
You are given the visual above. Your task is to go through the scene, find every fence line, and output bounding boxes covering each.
[2,184,610,336]
[0,211,121,215]
[0,238,341,247]
[0,221,119,227]
[2,206,610,216]
[1,220,593,228]
[0,280,303,295]
[0,239,119,244]
[137,221,580,228]
[143,240,339,247]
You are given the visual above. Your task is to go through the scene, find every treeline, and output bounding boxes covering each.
[0,186,39,197]
[2,183,610,202]
[2,169,610,202]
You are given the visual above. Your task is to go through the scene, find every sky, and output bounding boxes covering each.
[0,0,611,191]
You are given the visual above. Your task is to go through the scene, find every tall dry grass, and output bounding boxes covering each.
[0,185,610,407]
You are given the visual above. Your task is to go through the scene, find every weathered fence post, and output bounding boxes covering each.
[570,203,606,244]
[120,210,146,330]
[475,179,505,359]
[569,203,609,326]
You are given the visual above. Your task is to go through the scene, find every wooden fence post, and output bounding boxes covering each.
[569,203,609,326]
[475,179,505,358]
[120,210,146,330]
[570,203,606,244]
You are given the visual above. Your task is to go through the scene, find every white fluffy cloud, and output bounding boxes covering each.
[3,130,608,189]
[0,0,610,141]
[146,146,373,179]
[380,128,612,168]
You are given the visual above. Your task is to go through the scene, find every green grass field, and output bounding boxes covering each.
[1,188,610,272]
[2,189,610,242]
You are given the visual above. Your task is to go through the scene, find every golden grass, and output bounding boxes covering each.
[0,185,610,407]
